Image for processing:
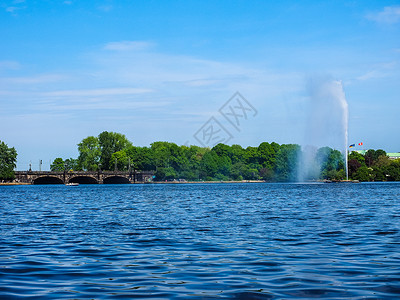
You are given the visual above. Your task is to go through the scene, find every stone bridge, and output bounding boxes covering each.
[14,170,155,185]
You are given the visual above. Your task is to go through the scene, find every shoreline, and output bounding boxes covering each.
[1,181,398,186]
[0,180,266,186]
[0,182,31,186]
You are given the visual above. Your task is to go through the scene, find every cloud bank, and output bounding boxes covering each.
[367,5,400,24]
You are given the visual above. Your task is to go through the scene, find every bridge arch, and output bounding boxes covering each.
[33,176,64,185]
[103,176,130,184]
[69,176,98,184]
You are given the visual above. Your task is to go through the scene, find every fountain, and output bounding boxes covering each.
[298,76,349,181]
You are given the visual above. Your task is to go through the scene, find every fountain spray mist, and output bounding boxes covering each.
[298,76,349,181]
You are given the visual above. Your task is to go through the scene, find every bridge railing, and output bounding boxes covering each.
[14,170,155,175]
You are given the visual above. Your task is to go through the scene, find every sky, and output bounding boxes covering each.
[0,0,399,170]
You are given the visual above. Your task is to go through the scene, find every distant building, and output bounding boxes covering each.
[387,153,400,160]
[353,150,367,155]
[351,150,400,160]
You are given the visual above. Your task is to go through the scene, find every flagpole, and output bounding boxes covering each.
[346,147,348,181]
[347,144,355,181]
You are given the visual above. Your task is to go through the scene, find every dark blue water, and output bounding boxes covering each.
[1,183,400,299]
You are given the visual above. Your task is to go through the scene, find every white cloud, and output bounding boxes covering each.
[0,73,65,85]
[6,6,19,13]
[0,60,21,71]
[356,61,397,81]
[38,99,170,112]
[44,87,153,97]
[104,41,154,51]
[356,70,384,81]
[367,5,400,24]
[4,0,26,14]
[98,4,113,12]
[184,79,221,87]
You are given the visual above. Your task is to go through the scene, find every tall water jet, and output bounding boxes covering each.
[298,76,349,181]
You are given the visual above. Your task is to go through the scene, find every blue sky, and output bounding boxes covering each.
[0,1,399,170]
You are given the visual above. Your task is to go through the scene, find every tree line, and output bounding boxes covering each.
[0,140,17,181]
[348,149,400,181]
[1,134,399,182]
[50,131,351,182]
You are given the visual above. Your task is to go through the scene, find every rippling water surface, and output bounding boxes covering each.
[1,182,400,299]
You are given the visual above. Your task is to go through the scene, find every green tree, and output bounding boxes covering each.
[64,158,79,171]
[243,146,260,169]
[230,162,246,181]
[348,151,366,178]
[374,155,391,168]
[111,150,129,171]
[386,160,400,181]
[353,166,371,182]
[77,136,101,171]
[375,149,387,160]
[0,140,17,181]
[259,167,274,181]
[372,167,386,181]
[364,149,386,167]
[210,144,232,177]
[364,150,375,167]
[258,142,278,169]
[348,151,366,165]
[216,155,232,177]
[180,145,208,180]
[150,141,173,169]
[212,143,231,157]
[176,145,195,179]
[348,159,362,178]
[52,158,79,171]
[200,151,219,179]
[317,147,345,180]
[275,144,300,182]
[98,131,133,170]
[230,144,245,164]
[51,158,65,171]
[155,166,177,181]
[230,162,258,180]
[124,146,154,171]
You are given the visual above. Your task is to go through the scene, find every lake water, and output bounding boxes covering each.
[1,182,400,299]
